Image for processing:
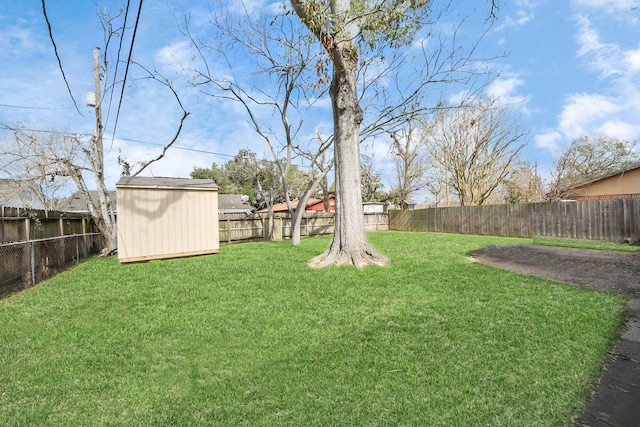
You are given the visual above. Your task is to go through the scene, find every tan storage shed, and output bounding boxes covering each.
[116,177,219,263]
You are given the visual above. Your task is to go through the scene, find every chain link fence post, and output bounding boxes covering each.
[29,240,35,287]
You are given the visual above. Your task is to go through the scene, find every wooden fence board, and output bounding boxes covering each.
[1,214,94,243]
[389,199,640,243]
[219,213,388,244]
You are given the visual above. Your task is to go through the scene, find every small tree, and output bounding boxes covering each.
[190,163,234,193]
[422,99,527,206]
[183,3,333,245]
[387,125,428,208]
[500,160,545,204]
[360,153,386,203]
[423,154,451,207]
[0,139,69,213]
[2,127,118,250]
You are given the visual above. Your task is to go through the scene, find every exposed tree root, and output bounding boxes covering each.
[308,245,388,269]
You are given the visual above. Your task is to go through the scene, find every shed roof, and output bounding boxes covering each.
[116,176,218,190]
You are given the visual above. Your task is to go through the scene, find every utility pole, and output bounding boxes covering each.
[90,46,117,253]
[93,47,104,167]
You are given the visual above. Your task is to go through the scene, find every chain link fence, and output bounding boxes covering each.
[0,233,102,298]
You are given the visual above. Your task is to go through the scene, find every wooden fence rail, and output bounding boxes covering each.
[1,210,95,243]
[3,209,389,246]
[218,212,389,244]
[388,199,640,242]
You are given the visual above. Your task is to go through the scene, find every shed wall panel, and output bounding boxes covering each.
[117,182,218,263]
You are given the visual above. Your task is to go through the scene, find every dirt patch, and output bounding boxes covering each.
[469,244,640,427]
[469,245,639,297]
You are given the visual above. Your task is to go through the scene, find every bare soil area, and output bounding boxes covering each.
[470,245,639,297]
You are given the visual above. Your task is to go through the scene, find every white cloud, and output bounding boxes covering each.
[574,15,623,78]
[534,131,564,154]
[227,0,283,16]
[558,93,620,139]
[539,87,640,154]
[535,13,640,157]
[624,48,640,74]
[155,41,195,73]
[0,25,43,55]
[494,0,538,32]
[596,120,639,141]
[308,94,332,111]
[486,75,530,111]
[572,0,638,11]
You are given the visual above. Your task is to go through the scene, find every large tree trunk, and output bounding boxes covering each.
[290,0,387,267]
[308,65,387,268]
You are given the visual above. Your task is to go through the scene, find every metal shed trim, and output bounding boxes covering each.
[116,176,218,191]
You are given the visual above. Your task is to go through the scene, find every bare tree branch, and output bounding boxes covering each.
[422,98,527,206]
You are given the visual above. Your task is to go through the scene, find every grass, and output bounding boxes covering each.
[0,232,626,426]
[533,236,640,252]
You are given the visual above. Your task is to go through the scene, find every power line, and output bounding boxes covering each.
[110,0,143,143]
[40,0,83,116]
[105,0,131,128]
[0,125,236,159]
[0,103,71,111]
[118,136,236,158]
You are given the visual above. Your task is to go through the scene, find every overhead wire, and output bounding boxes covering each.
[40,0,83,116]
[0,103,71,111]
[104,0,132,128]
[14,2,294,173]
[110,0,143,147]
[1,125,314,173]
[0,125,236,159]
[117,136,236,158]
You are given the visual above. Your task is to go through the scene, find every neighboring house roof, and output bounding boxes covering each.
[218,194,253,215]
[258,195,336,213]
[569,162,640,189]
[58,190,117,213]
[0,179,45,210]
[363,202,386,213]
[563,162,640,200]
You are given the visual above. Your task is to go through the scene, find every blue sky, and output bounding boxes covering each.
[0,0,639,198]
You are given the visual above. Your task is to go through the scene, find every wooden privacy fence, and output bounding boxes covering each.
[218,214,265,243]
[1,210,95,243]
[389,199,640,242]
[218,212,389,244]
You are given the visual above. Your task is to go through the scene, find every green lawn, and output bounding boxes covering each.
[534,236,640,252]
[0,232,626,426]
